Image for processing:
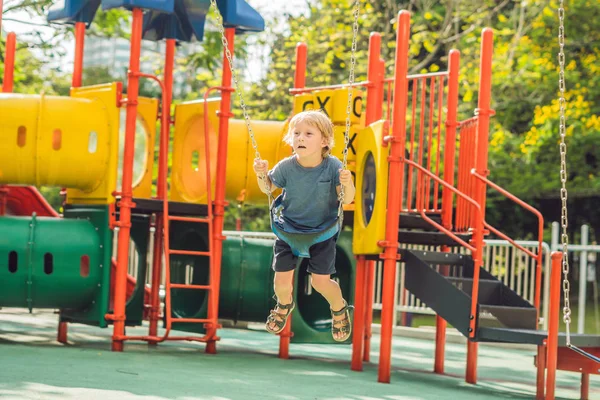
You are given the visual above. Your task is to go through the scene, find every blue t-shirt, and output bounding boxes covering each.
[268,155,342,233]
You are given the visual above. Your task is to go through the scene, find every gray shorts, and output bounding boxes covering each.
[272,236,337,275]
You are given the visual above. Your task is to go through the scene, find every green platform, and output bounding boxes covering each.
[0,309,597,400]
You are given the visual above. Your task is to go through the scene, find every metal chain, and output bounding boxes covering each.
[208,0,273,202]
[338,0,360,217]
[210,0,359,210]
[557,0,572,345]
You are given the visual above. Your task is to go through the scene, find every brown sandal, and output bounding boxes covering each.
[265,296,295,334]
[331,301,354,342]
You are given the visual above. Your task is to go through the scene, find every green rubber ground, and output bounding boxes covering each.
[0,309,597,399]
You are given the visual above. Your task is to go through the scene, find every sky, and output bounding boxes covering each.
[1,0,310,79]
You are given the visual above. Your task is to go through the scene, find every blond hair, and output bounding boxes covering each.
[283,110,335,158]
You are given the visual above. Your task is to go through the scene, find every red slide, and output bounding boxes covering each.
[3,185,60,217]
[2,185,150,311]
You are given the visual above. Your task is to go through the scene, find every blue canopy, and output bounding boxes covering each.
[142,0,264,42]
[47,0,101,26]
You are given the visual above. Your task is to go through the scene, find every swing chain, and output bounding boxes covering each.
[557,0,572,344]
[208,0,273,203]
[338,0,360,215]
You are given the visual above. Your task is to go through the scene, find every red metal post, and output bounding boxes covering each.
[465,28,494,384]
[2,32,16,93]
[377,11,410,384]
[581,373,589,400]
[441,50,460,231]
[365,33,383,125]
[546,251,562,400]
[111,8,144,352]
[536,345,546,399]
[208,27,237,355]
[72,22,85,88]
[294,42,307,90]
[351,255,367,371]
[363,260,375,362]
[57,320,68,344]
[434,49,460,375]
[278,41,309,358]
[148,38,176,340]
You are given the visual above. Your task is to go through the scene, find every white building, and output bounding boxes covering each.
[83,35,201,98]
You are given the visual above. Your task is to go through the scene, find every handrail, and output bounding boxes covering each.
[484,223,538,260]
[383,71,449,84]
[471,170,544,313]
[289,80,368,94]
[457,116,478,129]
[404,159,480,252]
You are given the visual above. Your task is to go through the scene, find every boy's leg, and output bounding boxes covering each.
[310,273,351,341]
[268,240,297,332]
[306,237,351,341]
[310,273,345,312]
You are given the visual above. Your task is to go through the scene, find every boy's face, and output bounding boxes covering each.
[291,121,327,159]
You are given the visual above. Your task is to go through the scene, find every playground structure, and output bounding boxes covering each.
[0,1,598,400]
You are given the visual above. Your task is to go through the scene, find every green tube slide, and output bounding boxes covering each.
[0,215,103,311]
[169,224,356,343]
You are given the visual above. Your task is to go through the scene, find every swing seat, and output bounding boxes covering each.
[270,194,341,258]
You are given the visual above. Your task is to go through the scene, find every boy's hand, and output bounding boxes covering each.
[339,169,353,187]
[253,158,269,176]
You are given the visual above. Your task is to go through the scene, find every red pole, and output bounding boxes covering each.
[293,42,307,90]
[148,38,176,340]
[72,22,85,88]
[351,255,367,371]
[536,344,546,399]
[58,23,85,340]
[2,32,16,93]
[363,259,375,361]
[465,28,494,384]
[434,49,461,375]
[365,33,383,125]
[377,11,410,384]
[207,27,237,355]
[350,31,383,372]
[581,373,589,400]
[278,41,309,358]
[111,8,144,352]
[545,251,562,400]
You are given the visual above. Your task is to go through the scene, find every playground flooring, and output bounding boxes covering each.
[0,309,598,400]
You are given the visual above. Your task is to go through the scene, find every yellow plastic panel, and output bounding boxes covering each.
[171,98,289,205]
[331,88,363,125]
[312,90,335,117]
[331,125,359,166]
[171,98,220,204]
[292,94,315,115]
[353,120,390,254]
[226,119,290,204]
[126,97,158,199]
[0,90,114,196]
[66,83,121,205]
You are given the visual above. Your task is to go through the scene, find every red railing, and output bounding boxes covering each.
[455,117,479,231]
[471,171,545,315]
[383,72,452,214]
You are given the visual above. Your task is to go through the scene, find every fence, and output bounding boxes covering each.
[550,222,600,334]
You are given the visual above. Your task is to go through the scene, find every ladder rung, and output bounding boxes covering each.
[170,284,212,290]
[169,249,211,257]
[168,215,210,223]
[172,318,212,324]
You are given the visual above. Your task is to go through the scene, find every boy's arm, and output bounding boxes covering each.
[257,174,277,194]
[336,169,355,205]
